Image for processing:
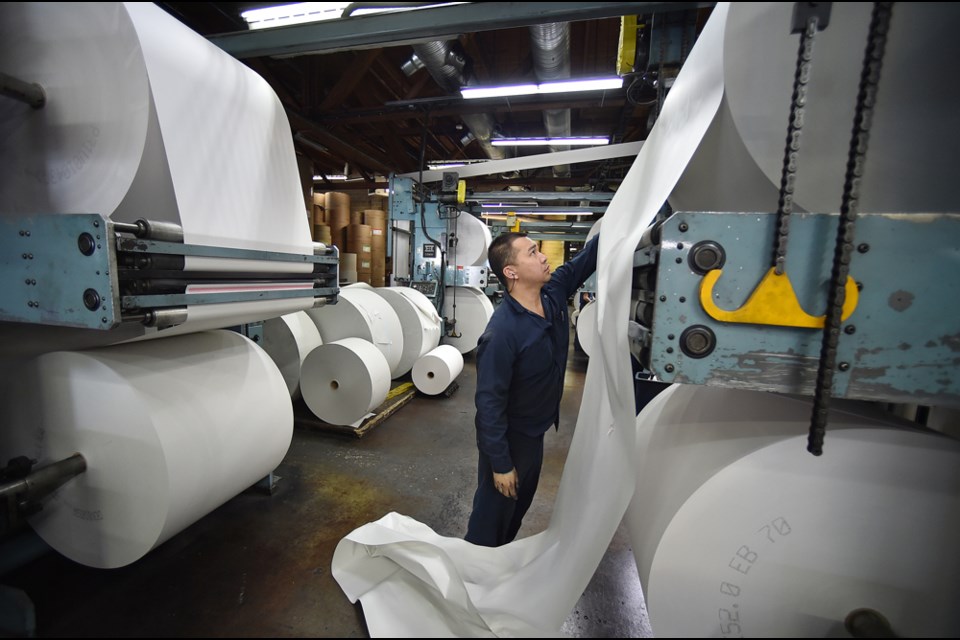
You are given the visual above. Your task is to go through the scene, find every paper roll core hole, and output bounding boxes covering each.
[330,380,340,390]
[427,371,435,379]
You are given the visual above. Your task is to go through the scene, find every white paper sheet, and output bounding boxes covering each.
[0,330,293,569]
[330,3,729,634]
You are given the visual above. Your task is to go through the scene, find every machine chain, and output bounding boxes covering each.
[808,2,893,455]
[774,15,820,275]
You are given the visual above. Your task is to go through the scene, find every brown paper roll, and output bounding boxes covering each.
[346,224,373,262]
[312,192,324,207]
[363,209,387,232]
[324,192,351,250]
[314,224,331,246]
[313,203,325,225]
[349,210,363,225]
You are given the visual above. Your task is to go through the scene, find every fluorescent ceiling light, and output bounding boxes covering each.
[481,212,589,218]
[461,76,623,100]
[313,174,348,181]
[490,137,610,147]
[242,2,465,30]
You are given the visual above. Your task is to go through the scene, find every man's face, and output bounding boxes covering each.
[506,237,551,285]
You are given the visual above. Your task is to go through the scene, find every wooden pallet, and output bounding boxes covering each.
[294,380,417,438]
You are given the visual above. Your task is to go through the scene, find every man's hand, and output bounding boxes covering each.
[493,468,519,500]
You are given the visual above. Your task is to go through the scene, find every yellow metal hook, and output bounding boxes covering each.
[699,267,859,328]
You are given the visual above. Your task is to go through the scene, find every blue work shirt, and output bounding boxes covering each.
[474,236,600,473]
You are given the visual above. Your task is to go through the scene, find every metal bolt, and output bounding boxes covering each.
[667,334,675,340]
[666,347,674,354]
[838,362,850,372]
[18,230,24,236]
[856,281,863,291]
[102,317,108,323]
[25,231,30,237]
[679,222,689,232]
[660,295,667,302]
[664,364,675,373]
[94,220,99,227]
[857,243,870,253]
[844,325,856,335]
[24,279,30,285]
[675,257,682,264]
[679,296,686,303]
[22,253,27,259]
[677,242,684,250]
[27,301,34,308]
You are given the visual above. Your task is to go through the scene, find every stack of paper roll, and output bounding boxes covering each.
[259,311,323,400]
[365,209,388,287]
[306,286,404,378]
[300,337,391,427]
[347,223,373,284]
[340,253,358,284]
[0,330,294,568]
[412,345,464,395]
[452,213,492,267]
[441,286,494,354]
[374,286,442,377]
[324,192,350,250]
[349,210,363,225]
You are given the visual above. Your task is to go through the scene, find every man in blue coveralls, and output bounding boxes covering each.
[465,231,599,547]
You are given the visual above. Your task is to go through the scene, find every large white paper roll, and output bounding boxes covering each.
[260,311,323,400]
[412,345,464,396]
[306,288,404,378]
[440,286,494,354]
[670,2,960,215]
[575,300,598,357]
[453,213,493,267]
[624,385,960,637]
[0,330,293,569]
[300,337,391,427]
[0,2,314,351]
[375,287,442,377]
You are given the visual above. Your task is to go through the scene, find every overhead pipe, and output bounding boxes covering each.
[529,22,573,178]
[410,40,509,163]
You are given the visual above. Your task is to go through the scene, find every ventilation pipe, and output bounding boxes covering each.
[529,22,572,178]
[411,41,507,162]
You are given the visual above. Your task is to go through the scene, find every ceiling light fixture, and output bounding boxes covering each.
[313,174,348,181]
[490,137,610,147]
[461,76,623,100]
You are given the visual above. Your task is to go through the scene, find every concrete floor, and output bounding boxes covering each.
[1,331,652,637]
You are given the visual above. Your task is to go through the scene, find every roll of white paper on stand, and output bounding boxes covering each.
[375,287,442,377]
[300,338,391,427]
[575,300,598,357]
[624,385,960,637]
[440,287,494,354]
[412,345,464,396]
[452,213,492,267]
[0,330,293,569]
[260,311,323,400]
[306,288,404,378]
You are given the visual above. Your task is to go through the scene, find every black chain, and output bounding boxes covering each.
[808,2,893,455]
[774,16,820,275]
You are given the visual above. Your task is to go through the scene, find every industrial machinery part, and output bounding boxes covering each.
[0,453,86,538]
[632,210,960,409]
[0,213,339,331]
